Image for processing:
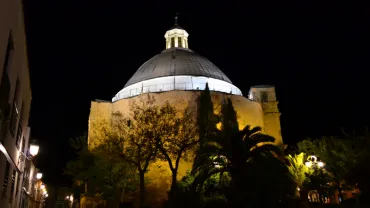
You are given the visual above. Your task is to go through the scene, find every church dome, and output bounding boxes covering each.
[124,48,232,87]
[112,18,242,102]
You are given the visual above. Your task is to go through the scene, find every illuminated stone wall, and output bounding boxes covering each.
[88,90,282,205]
[248,86,283,147]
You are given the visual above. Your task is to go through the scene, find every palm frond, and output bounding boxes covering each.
[241,125,262,139]
[245,133,276,149]
[248,143,283,159]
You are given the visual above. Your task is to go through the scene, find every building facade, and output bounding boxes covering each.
[88,20,283,204]
[0,0,33,207]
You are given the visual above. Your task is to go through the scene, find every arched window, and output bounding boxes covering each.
[260,91,269,102]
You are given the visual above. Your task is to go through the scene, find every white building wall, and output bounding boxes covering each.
[0,0,32,207]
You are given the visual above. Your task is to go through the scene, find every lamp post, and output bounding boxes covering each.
[305,155,326,203]
[38,183,48,208]
[305,155,325,169]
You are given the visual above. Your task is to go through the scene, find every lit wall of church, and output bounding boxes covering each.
[88,90,271,204]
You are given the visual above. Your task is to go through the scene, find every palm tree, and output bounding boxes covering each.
[192,98,293,207]
[286,153,313,202]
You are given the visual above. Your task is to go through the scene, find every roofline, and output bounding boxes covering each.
[250,85,275,88]
[94,99,111,103]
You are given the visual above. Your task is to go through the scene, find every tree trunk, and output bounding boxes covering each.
[218,172,224,187]
[230,170,247,207]
[139,171,145,207]
[319,193,324,204]
[337,180,343,203]
[299,189,309,203]
[108,190,123,208]
[167,170,178,206]
[120,189,125,203]
[171,170,177,192]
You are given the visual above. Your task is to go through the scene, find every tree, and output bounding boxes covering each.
[155,105,198,197]
[191,84,219,189]
[286,152,337,204]
[65,135,137,207]
[297,136,355,202]
[104,96,199,207]
[286,153,313,200]
[306,168,335,203]
[191,83,221,190]
[341,128,370,205]
[105,96,162,207]
[191,98,294,207]
[196,83,218,146]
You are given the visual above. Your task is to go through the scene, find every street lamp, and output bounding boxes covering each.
[36,173,43,179]
[317,161,325,168]
[305,155,325,169]
[305,161,312,168]
[29,144,39,157]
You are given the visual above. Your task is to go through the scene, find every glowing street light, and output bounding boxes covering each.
[29,144,39,156]
[36,173,43,179]
[40,184,45,189]
[307,155,318,162]
[305,155,324,169]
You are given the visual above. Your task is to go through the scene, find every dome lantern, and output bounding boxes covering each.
[164,14,189,49]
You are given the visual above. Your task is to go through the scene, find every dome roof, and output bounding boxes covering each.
[124,48,232,87]
[112,20,242,102]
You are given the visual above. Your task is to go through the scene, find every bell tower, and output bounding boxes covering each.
[164,14,189,49]
[248,85,283,147]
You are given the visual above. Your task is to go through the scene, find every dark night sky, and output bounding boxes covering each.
[22,0,370,185]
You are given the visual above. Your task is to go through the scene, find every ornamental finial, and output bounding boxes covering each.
[174,12,179,27]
